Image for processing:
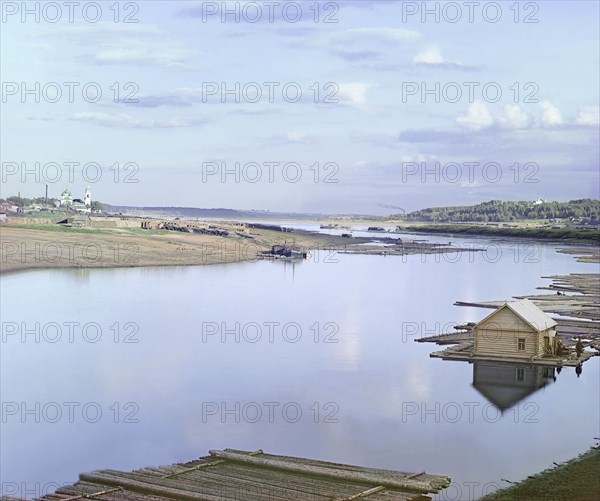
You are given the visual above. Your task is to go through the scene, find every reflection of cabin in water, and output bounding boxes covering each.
[474,299,558,359]
[472,361,555,411]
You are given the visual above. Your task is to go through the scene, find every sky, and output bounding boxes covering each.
[1,0,599,214]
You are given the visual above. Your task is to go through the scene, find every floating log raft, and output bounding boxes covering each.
[429,341,597,367]
[339,242,485,257]
[458,274,599,317]
[22,449,451,501]
[556,246,600,264]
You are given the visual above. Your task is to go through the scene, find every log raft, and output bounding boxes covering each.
[18,449,451,501]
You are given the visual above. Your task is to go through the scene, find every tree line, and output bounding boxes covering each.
[398,199,600,223]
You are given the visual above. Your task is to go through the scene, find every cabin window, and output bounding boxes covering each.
[517,338,526,351]
[516,368,525,382]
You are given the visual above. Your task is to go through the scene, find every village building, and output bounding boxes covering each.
[60,186,92,213]
[474,299,558,359]
[60,188,73,208]
[0,202,20,213]
[532,197,546,206]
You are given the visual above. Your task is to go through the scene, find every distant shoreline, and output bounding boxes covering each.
[394,223,600,245]
[121,212,599,244]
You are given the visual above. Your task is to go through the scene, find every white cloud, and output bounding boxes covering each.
[540,101,563,127]
[279,132,313,143]
[94,47,188,67]
[413,47,445,65]
[337,82,368,108]
[413,46,476,70]
[337,27,422,44]
[498,104,530,130]
[285,132,306,143]
[327,27,421,63]
[460,179,482,188]
[29,42,52,52]
[454,102,585,131]
[40,23,193,68]
[399,154,437,163]
[575,106,600,127]
[455,101,494,131]
[70,112,207,129]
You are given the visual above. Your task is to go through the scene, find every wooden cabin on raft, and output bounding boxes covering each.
[474,298,558,359]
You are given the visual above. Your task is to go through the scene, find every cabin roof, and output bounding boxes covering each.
[32,449,451,501]
[477,298,557,332]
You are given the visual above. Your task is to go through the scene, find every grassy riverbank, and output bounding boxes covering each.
[481,447,600,501]
[396,223,600,244]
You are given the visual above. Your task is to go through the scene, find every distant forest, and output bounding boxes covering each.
[2,196,59,206]
[398,199,600,223]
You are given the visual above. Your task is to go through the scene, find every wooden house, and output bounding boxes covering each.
[474,299,558,358]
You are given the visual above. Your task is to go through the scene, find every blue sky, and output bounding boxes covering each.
[1,0,599,214]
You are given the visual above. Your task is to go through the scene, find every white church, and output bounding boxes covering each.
[60,186,92,213]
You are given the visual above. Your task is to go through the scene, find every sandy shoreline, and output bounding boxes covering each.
[0,225,375,275]
[2,222,598,275]
[0,227,284,275]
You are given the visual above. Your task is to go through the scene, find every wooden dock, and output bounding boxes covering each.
[22,449,451,501]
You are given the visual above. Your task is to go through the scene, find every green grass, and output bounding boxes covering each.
[117,227,166,236]
[5,223,113,235]
[481,448,600,501]
[401,224,600,243]
[14,212,66,221]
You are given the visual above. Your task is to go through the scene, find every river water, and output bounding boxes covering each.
[1,235,598,500]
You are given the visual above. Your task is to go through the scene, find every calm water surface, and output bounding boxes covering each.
[1,237,598,499]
